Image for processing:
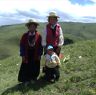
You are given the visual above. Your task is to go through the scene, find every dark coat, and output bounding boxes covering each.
[20,31,43,63]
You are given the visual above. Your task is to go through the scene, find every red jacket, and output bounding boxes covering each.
[20,31,43,63]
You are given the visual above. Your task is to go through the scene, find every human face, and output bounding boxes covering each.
[47,49,53,55]
[28,24,37,32]
[48,17,58,25]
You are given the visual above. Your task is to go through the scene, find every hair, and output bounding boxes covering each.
[48,17,58,22]
[26,23,38,28]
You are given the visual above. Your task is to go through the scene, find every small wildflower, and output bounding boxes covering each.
[78,56,82,59]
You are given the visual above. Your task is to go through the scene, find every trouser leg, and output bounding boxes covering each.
[54,66,60,81]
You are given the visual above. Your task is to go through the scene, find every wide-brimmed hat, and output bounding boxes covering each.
[25,19,39,26]
[47,11,59,18]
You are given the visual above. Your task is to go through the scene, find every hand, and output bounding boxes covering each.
[56,47,61,54]
[22,56,28,64]
[50,60,52,63]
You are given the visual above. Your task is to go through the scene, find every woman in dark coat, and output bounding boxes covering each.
[18,19,43,83]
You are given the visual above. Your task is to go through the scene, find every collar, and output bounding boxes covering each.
[28,32,35,36]
[51,23,57,29]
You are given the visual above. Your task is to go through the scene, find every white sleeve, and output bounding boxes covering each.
[58,27,64,46]
[41,28,47,47]
[55,55,61,65]
[51,54,61,65]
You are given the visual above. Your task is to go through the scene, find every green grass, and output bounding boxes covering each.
[0,22,96,95]
[0,40,96,95]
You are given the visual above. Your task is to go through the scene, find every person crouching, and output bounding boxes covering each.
[43,45,61,83]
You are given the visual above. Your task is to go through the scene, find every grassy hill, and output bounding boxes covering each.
[0,24,25,60]
[0,40,96,95]
[61,22,96,40]
[0,22,96,95]
[0,22,96,60]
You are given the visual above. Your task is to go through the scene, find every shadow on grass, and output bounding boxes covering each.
[1,77,52,95]
[64,38,74,45]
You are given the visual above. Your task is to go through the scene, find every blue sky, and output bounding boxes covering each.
[69,0,94,5]
[0,0,96,26]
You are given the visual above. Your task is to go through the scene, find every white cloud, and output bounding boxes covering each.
[0,0,96,25]
[90,0,96,3]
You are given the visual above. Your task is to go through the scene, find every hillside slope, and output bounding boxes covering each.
[0,40,96,95]
[0,22,96,60]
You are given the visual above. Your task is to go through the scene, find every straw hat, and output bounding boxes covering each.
[47,11,59,18]
[25,19,39,26]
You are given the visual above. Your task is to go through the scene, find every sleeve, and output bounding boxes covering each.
[52,54,61,66]
[41,27,47,47]
[58,27,64,46]
[38,35,43,56]
[44,54,48,66]
[20,34,26,56]
[20,44,25,56]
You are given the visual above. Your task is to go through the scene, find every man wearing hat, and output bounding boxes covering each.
[18,19,43,83]
[42,11,64,56]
